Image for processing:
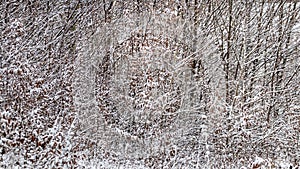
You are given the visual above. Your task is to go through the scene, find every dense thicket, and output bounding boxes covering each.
[1,0,299,168]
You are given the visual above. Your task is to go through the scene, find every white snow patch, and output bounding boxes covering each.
[252,156,265,167]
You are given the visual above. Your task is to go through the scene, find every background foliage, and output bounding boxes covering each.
[1,0,299,168]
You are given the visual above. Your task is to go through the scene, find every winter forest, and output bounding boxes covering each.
[0,0,300,168]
